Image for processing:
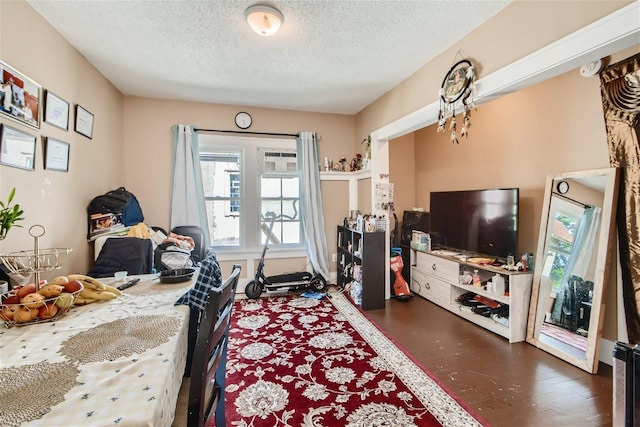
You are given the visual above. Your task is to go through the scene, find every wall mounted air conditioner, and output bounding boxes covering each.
[262,151,297,173]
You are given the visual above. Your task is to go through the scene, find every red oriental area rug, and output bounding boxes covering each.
[225,291,487,426]
[540,322,588,352]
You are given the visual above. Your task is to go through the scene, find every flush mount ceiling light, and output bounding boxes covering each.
[245,5,284,36]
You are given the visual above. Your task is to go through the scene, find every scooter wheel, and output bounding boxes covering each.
[245,280,263,299]
[310,275,327,291]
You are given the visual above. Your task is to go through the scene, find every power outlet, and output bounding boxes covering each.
[332,253,337,262]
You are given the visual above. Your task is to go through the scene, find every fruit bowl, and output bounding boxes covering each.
[0,281,83,328]
[0,248,72,274]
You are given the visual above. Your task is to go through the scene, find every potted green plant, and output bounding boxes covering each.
[0,188,24,240]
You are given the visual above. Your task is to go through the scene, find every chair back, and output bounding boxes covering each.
[88,237,153,277]
[187,264,241,427]
[172,225,207,263]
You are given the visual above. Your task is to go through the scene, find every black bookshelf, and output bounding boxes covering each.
[337,225,385,310]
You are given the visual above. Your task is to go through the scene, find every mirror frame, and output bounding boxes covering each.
[526,167,620,374]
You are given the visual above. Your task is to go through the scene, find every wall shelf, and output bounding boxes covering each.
[321,170,371,212]
[320,169,371,180]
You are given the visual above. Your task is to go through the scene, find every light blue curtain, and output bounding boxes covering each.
[563,206,601,281]
[297,131,330,280]
[171,124,210,249]
[551,205,602,321]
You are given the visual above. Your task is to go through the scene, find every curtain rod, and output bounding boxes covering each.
[554,192,592,209]
[194,128,299,138]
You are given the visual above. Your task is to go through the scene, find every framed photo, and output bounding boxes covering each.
[44,90,70,131]
[74,104,94,139]
[44,137,70,172]
[0,60,41,129]
[0,123,36,170]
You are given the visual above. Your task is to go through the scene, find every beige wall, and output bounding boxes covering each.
[407,62,615,255]
[0,0,125,276]
[322,180,350,264]
[122,97,355,231]
[355,0,632,140]
[357,177,371,213]
[388,133,416,217]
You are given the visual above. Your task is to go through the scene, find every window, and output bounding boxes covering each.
[198,134,302,252]
[200,150,241,247]
[229,173,240,214]
[544,200,584,293]
[261,173,300,245]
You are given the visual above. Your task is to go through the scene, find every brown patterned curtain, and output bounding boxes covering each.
[599,53,640,343]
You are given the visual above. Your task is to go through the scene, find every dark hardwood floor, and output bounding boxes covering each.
[365,295,613,427]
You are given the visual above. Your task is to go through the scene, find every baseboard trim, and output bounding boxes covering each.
[599,338,614,367]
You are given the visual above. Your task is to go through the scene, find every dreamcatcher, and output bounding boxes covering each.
[437,58,476,143]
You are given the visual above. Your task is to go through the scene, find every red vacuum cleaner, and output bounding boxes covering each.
[390,248,411,301]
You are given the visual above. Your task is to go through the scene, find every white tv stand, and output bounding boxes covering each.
[410,248,533,343]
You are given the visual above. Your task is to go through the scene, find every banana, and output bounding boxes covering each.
[74,296,96,305]
[69,274,121,305]
[102,284,122,296]
[79,288,117,301]
[68,274,106,291]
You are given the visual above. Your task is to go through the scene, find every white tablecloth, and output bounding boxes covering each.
[0,275,194,427]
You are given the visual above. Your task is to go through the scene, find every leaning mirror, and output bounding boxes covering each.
[526,167,619,374]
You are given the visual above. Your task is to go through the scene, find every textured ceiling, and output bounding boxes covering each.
[26,0,510,114]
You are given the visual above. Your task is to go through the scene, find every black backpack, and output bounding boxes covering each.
[87,187,144,238]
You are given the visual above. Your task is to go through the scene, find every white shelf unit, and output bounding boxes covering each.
[410,249,533,343]
[320,169,371,212]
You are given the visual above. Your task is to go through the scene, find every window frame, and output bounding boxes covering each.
[198,133,304,257]
[543,198,585,292]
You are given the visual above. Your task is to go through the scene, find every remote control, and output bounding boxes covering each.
[117,278,141,290]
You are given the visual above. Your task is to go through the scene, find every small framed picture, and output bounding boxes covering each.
[44,137,70,172]
[0,123,36,170]
[44,90,70,131]
[1,60,41,129]
[74,104,94,139]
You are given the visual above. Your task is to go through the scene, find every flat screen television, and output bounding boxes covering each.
[429,188,519,259]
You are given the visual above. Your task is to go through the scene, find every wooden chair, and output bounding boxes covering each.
[186,264,241,427]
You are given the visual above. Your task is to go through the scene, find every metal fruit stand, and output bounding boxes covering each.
[0,225,75,327]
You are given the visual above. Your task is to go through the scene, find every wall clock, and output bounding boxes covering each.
[235,112,252,129]
[556,181,570,194]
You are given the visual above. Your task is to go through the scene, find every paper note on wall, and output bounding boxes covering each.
[375,183,394,210]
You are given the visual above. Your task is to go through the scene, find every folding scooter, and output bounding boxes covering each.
[245,214,327,299]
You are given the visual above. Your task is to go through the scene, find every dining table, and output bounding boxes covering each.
[0,273,197,427]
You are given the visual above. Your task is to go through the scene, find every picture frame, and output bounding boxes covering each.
[0,60,41,129]
[43,90,70,131]
[0,123,36,170]
[44,137,70,172]
[74,104,94,139]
